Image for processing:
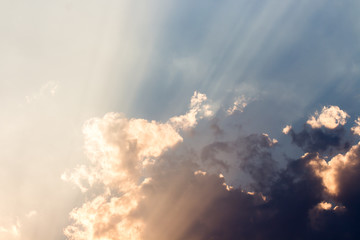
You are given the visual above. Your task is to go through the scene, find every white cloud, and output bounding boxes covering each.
[62,92,236,240]
[282,125,292,134]
[62,112,183,193]
[169,91,214,130]
[64,193,144,240]
[351,117,360,136]
[307,106,349,129]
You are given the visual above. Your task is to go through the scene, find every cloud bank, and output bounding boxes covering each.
[63,93,360,240]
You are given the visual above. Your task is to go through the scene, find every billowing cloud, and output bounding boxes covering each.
[62,92,216,194]
[64,95,360,239]
[169,91,214,130]
[308,140,360,197]
[61,112,183,192]
[62,92,217,239]
[62,114,184,239]
[307,106,349,129]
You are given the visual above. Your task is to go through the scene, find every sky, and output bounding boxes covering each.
[1,0,360,239]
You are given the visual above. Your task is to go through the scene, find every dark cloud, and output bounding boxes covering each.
[233,134,278,192]
[289,125,351,155]
[201,133,278,192]
[263,153,325,240]
[334,144,360,213]
[209,118,224,137]
[136,148,360,240]
[201,141,231,171]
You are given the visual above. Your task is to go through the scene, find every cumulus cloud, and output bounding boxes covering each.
[64,99,360,240]
[308,141,360,196]
[62,111,183,239]
[62,112,183,193]
[307,106,349,129]
[63,92,276,239]
[62,92,218,239]
[62,92,216,193]
[351,117,360,136]
[169,91,214,130]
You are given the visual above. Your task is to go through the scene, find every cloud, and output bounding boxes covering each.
[63,92,277,239]
[169,91,214,130]
[282,125,292,134]
[2,1,360,239]
[200,133,278,192]
[307,106,349,129]
[226,95,249,115]
[62,92,217,239]
[64,97,360,240]
[25,211,37,219]
[62,92,216,193]
[134,169,264,240]
[316,201,332,211]
[24,81,58,104]
[288,125,349,155]
[310,140,360,197]
[0,210,40,240]
[0,218,21,240]
[351,117,360,136]
[62,112,183,193]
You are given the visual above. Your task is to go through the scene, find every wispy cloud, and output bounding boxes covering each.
[24,81,58,104]
[226,95,250,115]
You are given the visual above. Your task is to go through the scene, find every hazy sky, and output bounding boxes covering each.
[1,1,360,239]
